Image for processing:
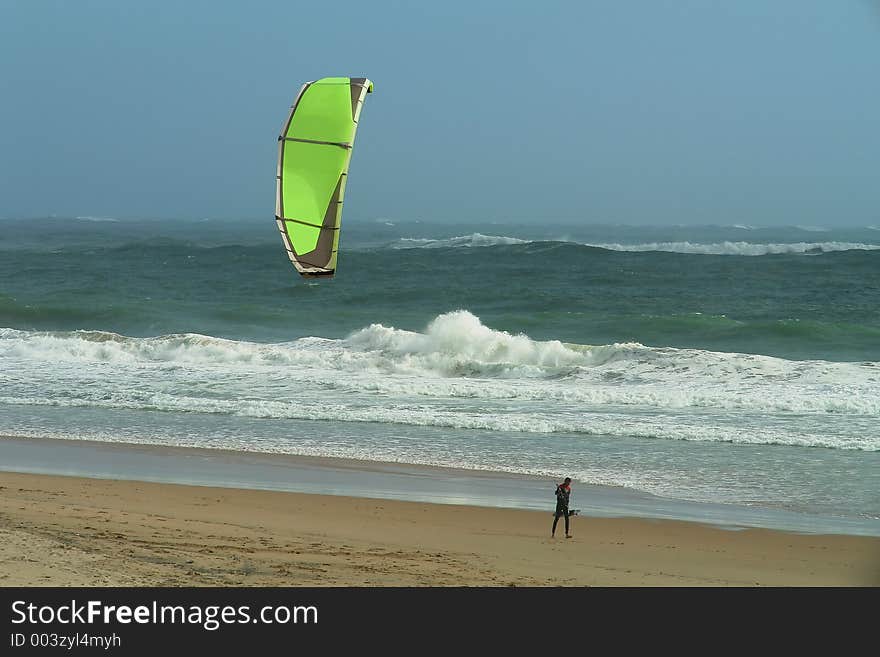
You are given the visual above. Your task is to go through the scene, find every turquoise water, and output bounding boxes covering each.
[1,217,878,533]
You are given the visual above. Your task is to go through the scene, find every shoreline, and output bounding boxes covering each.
[1,469,878,586]
[2,434,878,538]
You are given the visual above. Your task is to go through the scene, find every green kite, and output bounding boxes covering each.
[275,77,374,277]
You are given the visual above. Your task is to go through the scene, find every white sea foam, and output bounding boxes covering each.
[391,234,879,255]
[346,310,591,374]
[2,313,878,450]
[393,233,530,248]
[584,241,880,256]
[1,391,875,451]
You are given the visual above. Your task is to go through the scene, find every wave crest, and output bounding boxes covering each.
[2,313,878,425]
[391,234,530,249]
[388,234,879,256]
[587,241,880,256]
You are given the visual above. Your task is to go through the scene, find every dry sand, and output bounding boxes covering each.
[1,471,877,587]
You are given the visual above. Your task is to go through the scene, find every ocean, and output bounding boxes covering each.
[1,217,878,535]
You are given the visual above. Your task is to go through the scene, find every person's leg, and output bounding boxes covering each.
[564,510,571,537]
[552,513,559,536]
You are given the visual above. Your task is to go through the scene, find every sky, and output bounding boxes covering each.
[1,0,879,226]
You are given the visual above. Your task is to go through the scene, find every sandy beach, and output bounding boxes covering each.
[1,470,877,587]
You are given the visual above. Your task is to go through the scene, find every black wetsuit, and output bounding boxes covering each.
[552,484,571,536]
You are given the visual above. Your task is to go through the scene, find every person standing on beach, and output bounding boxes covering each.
[552,477,572,538]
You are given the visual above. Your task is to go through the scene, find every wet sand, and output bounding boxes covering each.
[3,435,877,536]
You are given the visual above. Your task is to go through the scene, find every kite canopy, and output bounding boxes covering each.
[275,76,373,278]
